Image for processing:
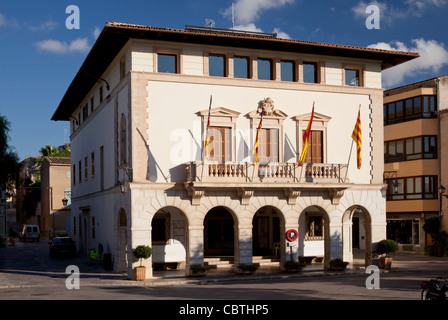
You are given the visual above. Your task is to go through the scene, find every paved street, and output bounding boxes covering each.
[1,239,447,303]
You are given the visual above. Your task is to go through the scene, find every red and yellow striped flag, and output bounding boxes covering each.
[351,108,362,169]
[298,105,314,167]
[252,105,264,163]
[204,95,212,163]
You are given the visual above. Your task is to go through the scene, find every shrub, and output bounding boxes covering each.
[329,258,349,268]
[376,239,398,256]
[133,245,152,267]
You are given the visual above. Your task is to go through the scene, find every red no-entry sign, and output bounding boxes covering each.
[286,229,298,242]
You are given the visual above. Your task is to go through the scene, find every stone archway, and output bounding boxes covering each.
[203,207,236,257]
[117,208,128,273]
[151,206,188,271]
[342,205,373,267]
[298,205,331,269]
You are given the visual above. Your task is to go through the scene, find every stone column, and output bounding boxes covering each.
[237,226,253,266]
[185,224,204,275]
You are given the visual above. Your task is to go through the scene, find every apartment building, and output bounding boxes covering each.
[52,23,417,278]
[383,75,448,253]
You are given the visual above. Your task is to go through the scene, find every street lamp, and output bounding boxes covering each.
[61,190,71,207]
[118,166,132,194]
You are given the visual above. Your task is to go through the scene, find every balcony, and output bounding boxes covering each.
[184,162,350,206]
[186,162,348,184]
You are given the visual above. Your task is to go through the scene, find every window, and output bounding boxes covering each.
[120,56,126,80]
[259,128,279,163]
[384,95,437,125]
[385,136,437,162]
[405,137,422,160]
[73,217,76,235]
[303,62,318,83]
[78,160,81,183]
[158,53,178,74]
[79,216,82,236]
[208,127,232,162]
[387,178,404,200]
[345,69,360,86]
[91,152,95,178]
[209,54,226,77]
[258,58,273,80]
[423,136,437,159]
[72,164,76,185]
[234,56,250,79]
[152,213,169,244]
[305,215,324,240]
[82,104,88,122]
[423,95,436,117]
[84,157,88,180]
[90,97,94,113]
[386,175,437,200]
[303,130,323,163]
[91,216,96,239]
[120,114,127,165]
[280,60,295,82]
[387,219,420,245]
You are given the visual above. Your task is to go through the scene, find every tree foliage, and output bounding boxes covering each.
[0,113,19,190]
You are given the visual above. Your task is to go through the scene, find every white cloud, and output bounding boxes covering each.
[35,38,90,54]
[28,20,58,31]
[222,0,295,25]
[352,0,447,23]
[0,12,19,28]
[93,26,101,39]
[221,0,292,39]
[273,28,291,40]
[368,39,448,87]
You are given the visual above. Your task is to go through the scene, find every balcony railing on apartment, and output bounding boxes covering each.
[186,162,348,184]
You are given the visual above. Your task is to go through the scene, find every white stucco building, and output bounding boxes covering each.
[52,23,418,279]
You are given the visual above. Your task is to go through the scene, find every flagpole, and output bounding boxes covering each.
[202,95,213,181]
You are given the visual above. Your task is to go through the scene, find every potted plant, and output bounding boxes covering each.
[189,264,210,277]
[376,239,398,269]
[237,263,259,275]
[329,258,349,271]
[283,261,305,273]
[132,245,152,281]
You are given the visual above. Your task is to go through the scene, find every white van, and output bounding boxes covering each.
[19,225,40,242]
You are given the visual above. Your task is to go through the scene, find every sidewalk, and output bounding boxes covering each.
[89,251,448,287]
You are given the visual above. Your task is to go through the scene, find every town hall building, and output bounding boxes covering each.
[51,22,418,279]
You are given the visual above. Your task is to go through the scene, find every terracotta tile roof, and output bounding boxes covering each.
[44,157,71,165]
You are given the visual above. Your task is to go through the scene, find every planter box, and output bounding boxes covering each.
[133,267,146,281]
[379,257,392,269]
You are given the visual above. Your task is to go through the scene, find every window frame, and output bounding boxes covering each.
[233,55,250,79]
[302,61,319,84]
[384,95,437,125]
[280,60,296,82]
[257,57,274,80]
[208,53,227,77]
[386,175,437,200]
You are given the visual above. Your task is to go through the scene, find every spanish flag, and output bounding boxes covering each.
[252,104,264,163]
[204,95,212,163]
[351,108,362,169]
[298,105,314,167]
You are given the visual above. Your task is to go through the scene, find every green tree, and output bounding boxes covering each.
[37,144,70,166]
[0,113,19,191]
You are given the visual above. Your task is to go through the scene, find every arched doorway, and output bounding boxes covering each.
[151,206,187,271]
[117,208,128,273]
[342,206,372,267]
[298,206,329,267]
[204,207,235,256]
[252,206,281,256]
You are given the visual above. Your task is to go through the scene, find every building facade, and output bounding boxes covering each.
[40,157,72,239]
[52,23,417,278]
[383,75,448,253]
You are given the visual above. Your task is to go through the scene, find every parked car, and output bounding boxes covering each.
[19,225,40,242]
[49,237,77,258]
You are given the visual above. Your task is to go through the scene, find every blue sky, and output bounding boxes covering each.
[1,0,448,161]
